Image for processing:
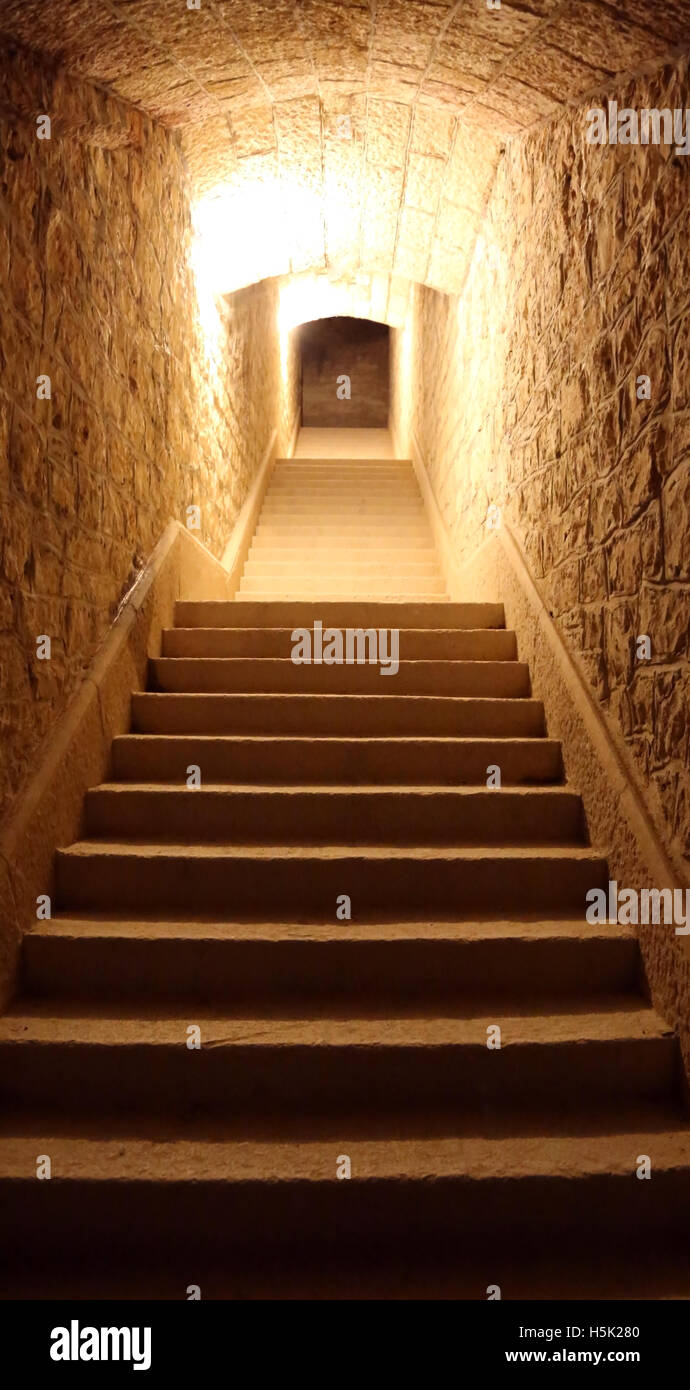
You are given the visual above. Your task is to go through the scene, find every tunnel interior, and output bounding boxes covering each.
[1,0,690,1305]
[0,1,688,879]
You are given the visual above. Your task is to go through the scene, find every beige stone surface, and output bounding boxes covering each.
[2,509,689,1291]
[0,46,299,821]
[0,522,234,1004]
[0,3,688,308]
[451,531,690,1076]
[294,427,395,458]
[391,52,690,888]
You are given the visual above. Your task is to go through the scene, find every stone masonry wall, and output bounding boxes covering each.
[0,44,296,823]
[391,55,690,880]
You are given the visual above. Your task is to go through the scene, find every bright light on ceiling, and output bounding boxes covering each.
[191,179,326,299]
[190,181,413,336]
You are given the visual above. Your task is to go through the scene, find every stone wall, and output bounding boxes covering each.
[300,317,389,428]
[391,54,690,882]
[0,44,297,823]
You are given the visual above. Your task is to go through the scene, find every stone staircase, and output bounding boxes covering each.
[237,456,447,599]
[1,455,690,1298]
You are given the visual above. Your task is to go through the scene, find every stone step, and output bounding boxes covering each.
[83,785,585,846]
[266,479,422,490]
[250,532,434,547]
[269,464,411,475]
[268,477,417,488]
[241,566,444,584]
[269,462,414,472]
[257,506,428,520]
[6,1238,690,1300]
[235,591,451,602]
[3,1110,689,1260]
[111,733,562,784]
[247,544,436,561]
[0,1002,674,1116]
[149,657,531,697]
[131,692,545,736]
[238,574,448,594]
[241,557,442,576]
[22,917,638,1002]
[262,497,422,508]
[161,627,519,660]
[263,500,423,512]
[262,492,424,505]
[243,570,445,586]
[253,520,431,529]
[54,842,607,915]
[174,601,504,628]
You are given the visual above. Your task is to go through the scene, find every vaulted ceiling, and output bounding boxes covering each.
[2,0,689,305]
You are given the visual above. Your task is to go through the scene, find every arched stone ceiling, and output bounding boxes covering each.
[1,0,689,298]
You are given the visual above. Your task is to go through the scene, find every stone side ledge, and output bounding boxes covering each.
[461,527,690,1080]
[0,521,232,1011]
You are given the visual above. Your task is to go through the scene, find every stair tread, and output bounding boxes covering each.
[60,841,603,860]
[236,594,451,600]
[90,782,576,796]
[134,692,539,704]
[114,733,556,744]
[152,658,527,668]
[236,593,450,599]
[0,1117,688,1182]
[0,1000,672,1044]
[176,601,502,624]
[168,627,514,636]
[28,915,635,941]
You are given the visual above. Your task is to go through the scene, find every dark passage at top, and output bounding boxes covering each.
[298,317,389,429]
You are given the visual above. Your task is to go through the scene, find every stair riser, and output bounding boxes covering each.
[83,789,585,846]
[23,935,639,1003]
[257,514,429,528]
[259,505,426,517]
[251,529,434,542]
[241,561,442,577]
[4,1171,690,1259]
[259,499,426,510]
[150,659,531,697]
[241,572,445,586]
[111,735,562,784]
[174,602,505,628]
[267,464,413,470]
[236,593,452,602]
[0,1036,674,1115]
[131,694,546,737]
[161,629,519,660]
[249,544,437,557]
[254,521,431,534]
[250,536,434,549]
[55,852,607,915]
[272,464,415,473]
[238,578,448,595]
[273,473,416,480]
[264,487,424,498]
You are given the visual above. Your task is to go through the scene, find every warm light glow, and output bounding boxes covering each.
[277,271,407,332]
[192,179,325,299]
[393,312,415,455]
[278,274,357,331]
[192,179,413,336]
